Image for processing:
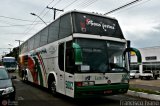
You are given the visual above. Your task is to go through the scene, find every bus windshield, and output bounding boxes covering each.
[3,58,15,62]
[2,57,17,67]
[75,39,127,73]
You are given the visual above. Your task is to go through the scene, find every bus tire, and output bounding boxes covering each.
[48,77,57,96]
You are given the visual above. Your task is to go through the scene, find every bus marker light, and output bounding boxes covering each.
[76,82,82,87]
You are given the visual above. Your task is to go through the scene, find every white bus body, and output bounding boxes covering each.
[18,11,141,98]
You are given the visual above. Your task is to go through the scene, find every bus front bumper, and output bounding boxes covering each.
[74,83,129,98]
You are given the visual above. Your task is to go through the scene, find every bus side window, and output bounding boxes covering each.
[58,43,64,71]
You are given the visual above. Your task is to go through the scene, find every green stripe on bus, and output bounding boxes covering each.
[75,83,129,91]
[38,54,47,87]
[33,56,43,86]
[74,83,129,98]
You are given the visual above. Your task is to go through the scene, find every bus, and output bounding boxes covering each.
[18,11,141,98]
[2,57,17,72]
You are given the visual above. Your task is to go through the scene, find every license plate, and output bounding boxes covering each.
[104,90,112,94]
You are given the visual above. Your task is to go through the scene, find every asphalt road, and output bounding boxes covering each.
[8,73,146,106]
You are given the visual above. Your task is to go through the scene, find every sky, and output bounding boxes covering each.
[0,0,160,56]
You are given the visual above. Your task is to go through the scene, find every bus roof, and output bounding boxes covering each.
[59,10,117,21]
[19,10,124,53]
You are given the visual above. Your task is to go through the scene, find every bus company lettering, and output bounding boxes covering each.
[86,18,101,27]
[66,81,73,90]
[95,76,104,80]
[85,76,109,81]
[85,18,115,31]
[95,76,108,80]
[85,76,91,81]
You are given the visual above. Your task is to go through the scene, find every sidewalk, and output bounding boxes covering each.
[127,90,160,101]
[128,79,160,101]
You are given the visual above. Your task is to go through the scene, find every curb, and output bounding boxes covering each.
[127,90,160,101]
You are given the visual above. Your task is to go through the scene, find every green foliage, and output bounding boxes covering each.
[5,47,19,61]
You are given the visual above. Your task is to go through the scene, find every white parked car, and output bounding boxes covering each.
[140,71,154,80]
[130,70,140,79]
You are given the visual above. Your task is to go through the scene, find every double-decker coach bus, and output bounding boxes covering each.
[18,11,141,98]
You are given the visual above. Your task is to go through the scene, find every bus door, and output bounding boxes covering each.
[65,41,75,97]
[57,42,66,94]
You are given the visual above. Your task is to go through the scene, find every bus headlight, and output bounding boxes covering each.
[82,82,88,86]
[82,81,95,86]
[88,81,94,86]
[76,81,95,87]
[2,87,14,95]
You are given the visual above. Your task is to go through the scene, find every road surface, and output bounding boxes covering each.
[7,73,150,106]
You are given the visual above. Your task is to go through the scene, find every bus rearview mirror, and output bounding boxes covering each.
[72,43,83,65]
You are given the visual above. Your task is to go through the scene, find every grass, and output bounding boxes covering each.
[129,87,160,95]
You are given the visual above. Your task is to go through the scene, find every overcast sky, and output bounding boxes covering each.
[0,0,160,56]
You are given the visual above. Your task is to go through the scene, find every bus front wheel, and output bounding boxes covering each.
[49,78,57,96]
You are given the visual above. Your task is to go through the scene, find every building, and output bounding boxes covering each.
[131,46,160,77]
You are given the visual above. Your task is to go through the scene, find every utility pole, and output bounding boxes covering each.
[15,40,23,46]
[46,6,63,20]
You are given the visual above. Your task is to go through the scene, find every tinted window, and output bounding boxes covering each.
[28,37,34,50]
[20,42,28,53]
[72,12,124,39]
[34,33,40,49]
[48,19,60,43]
[65,41,75,74]
[59,14,72,39]
[58,43,64,71]
[20,43,24,54]
[23,41,28,52]
[40,27,48,46]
